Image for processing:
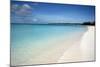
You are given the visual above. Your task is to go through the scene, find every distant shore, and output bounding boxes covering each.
[11,23,95,26]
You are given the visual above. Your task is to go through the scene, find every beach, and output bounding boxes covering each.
[11,25,95,66]
[58,26,95,63]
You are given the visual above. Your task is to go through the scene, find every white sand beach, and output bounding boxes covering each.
[11,26,95,66]
[58,26,95,63]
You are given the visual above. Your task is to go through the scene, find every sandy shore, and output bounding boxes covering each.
[11,26,95,66]
[58,26,95,63]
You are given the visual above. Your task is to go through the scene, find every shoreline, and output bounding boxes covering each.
[58,26,95,63]
[11,26,95,66]
[11,23,95,26]
[80,26,95,61]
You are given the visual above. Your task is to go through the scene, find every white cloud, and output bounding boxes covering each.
[17,4,32,16]
[11,4,34,23]
[11,4,32,15]
[33,18,38,22]
[23,4,31,9]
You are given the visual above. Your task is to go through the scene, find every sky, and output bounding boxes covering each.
[11,1,95,23]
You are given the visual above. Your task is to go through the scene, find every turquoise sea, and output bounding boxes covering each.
[11,24,88,65]
[11,24,88,48]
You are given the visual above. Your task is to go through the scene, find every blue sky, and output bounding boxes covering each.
[11,1,95,23]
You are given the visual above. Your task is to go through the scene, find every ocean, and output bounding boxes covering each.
[11,24,88,65]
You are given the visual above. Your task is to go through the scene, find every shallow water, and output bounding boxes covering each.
[11,24,88,65]
[11,24,88,48]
